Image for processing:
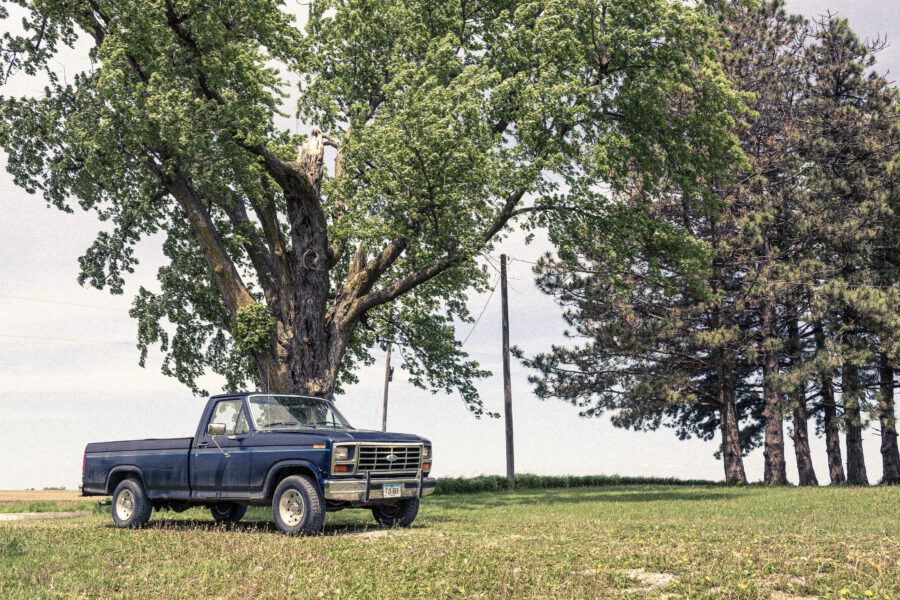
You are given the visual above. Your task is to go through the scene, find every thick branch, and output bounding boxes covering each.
[146,158,254,318]
[251,178,292,293]
[218,195,283,310]
[345,188,528,323]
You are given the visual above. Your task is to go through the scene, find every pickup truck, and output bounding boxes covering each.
[82,392,435,535]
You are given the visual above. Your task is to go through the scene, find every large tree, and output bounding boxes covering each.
[0,0,741,406]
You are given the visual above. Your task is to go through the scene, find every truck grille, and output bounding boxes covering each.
[357,445,421,472]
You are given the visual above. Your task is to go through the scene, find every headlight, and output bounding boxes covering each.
[423,445,432,460]
[334,446,349,461]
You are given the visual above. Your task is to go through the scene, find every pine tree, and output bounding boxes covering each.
[802,16,900,485]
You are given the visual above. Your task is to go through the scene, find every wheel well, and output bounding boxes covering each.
[106,470,142,495]
[266,465,319,499]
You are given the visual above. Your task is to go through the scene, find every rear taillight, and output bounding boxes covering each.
[82,453,86,478]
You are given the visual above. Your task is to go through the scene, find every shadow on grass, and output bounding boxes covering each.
[105,518,440,537]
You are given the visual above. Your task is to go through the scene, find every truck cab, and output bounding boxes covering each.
[82,392,435,534]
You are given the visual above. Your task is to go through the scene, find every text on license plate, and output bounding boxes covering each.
[383,483,402,498]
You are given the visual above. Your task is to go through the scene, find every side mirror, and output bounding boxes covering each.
[207,423,227,436]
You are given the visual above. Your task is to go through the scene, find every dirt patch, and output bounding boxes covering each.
[770,592,819,600]
[625,568,677,589]
[352,529,390,539]
[0,511,91,522]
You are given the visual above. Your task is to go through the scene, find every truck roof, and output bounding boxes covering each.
[208,391,329,400]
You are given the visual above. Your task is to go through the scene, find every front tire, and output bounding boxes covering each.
[272,475,324,535]
[372,497,419,527]
[111,478,152,529]
[210,502,247,524]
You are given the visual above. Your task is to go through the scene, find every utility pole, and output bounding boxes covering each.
[500,254,515,485]
[381,343,393,432]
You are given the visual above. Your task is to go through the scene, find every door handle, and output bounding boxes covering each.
[197,442,209,448]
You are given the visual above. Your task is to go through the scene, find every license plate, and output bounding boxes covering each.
[383,483,402,498]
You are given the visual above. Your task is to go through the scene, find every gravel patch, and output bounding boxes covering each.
[0,511,91,522]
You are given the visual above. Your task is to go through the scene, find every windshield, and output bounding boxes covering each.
[248,395,352,430]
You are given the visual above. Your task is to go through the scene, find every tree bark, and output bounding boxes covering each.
[788,317,818,486]
[842,361,868,485]
[761,298,788,485]
[878,354,900,483]
[719,376,747,484]
[285,191,340,397]
[813,320,846,484]
[709,216,746,485]
[842,310,868,485]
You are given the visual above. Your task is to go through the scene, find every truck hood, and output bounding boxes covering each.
[326,429,427,443]
[254,429,428,445]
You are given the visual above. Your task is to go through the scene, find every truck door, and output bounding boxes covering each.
[191,398,253,498]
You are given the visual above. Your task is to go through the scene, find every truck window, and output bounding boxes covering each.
[209,399,250,435]
[249,395,351,430]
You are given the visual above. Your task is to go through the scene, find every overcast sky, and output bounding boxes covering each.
[1,0,897,489]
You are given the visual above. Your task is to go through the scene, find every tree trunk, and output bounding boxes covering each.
[842,360,868,485]
[788,317,818,486]
[719,379,748,484]
[878,354,900,483]
[279,147,345,398]
[761,298,788,485]
[842,310,868,485]
[791,401,817,486]
[814,320,846,484]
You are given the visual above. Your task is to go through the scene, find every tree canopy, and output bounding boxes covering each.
[1,0,742,411]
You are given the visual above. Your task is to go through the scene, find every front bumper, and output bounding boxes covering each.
[324,474,436,502]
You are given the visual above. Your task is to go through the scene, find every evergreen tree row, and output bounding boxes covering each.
[526,1,900,485]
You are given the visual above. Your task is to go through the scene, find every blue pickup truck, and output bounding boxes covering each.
[82,392,434,535]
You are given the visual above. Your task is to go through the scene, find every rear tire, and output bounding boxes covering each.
[210,502,247,524]
[272,475,324,535]
[111,478,152,528]
[372,497,419,527]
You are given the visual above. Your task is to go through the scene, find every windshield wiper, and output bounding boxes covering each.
[309,421,346,428]
[263,421,301,429]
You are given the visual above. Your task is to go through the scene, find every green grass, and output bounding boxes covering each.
[1,485,897,598]
[434,473,720,494]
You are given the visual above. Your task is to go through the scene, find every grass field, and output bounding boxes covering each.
[0,485,897,598]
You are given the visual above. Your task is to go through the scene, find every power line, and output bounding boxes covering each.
[482,253,501,273]
[461,275,500,346]
[0,333,135,346]
[0,293,125,312]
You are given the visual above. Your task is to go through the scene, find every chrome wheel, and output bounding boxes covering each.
[115,489,135,521]
[278,489,305,527]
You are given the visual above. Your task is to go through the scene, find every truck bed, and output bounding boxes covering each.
[83,437,194,498]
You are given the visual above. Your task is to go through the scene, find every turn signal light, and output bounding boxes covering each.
[422,463,431,471]
[334,464,351,473]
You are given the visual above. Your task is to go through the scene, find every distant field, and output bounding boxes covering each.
[0,485,897,598]
[0,490,82,503]
[0,490,99,514]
